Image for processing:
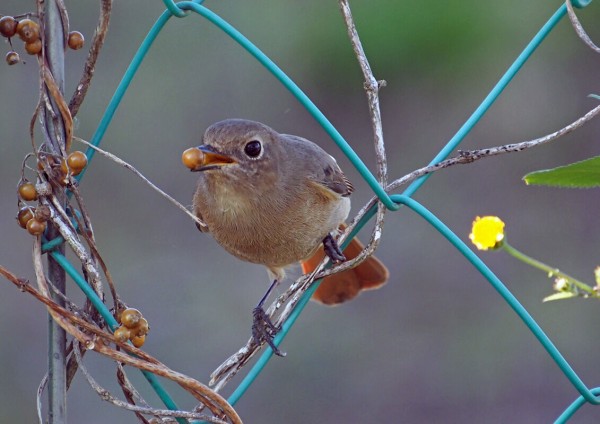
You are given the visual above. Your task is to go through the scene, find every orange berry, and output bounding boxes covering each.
[119,308,142,329]
[66,151,87,175]
[182,147,204,170]
[18,182,38,201]
[16,19,40,43]
[17,207,34,228]
[113,326,131,343]
[67,31,84,50]
[25,38,42,55]
[131,334,146,348]
[133,318,149,337]
[0,16,18,38]
[5,50,19,65]
[26,218,46,235]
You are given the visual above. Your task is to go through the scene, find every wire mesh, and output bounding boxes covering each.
[5,0,599,422]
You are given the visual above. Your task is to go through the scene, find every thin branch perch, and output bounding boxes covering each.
[74,136,207,229]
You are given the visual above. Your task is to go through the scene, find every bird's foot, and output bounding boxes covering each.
[323,233,346,264]
[252,306,286,357]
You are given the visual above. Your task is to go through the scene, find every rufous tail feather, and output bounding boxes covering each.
[301,236,388,305]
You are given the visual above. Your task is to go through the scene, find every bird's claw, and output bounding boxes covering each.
[323,233,346,264]
[252,306,286,357]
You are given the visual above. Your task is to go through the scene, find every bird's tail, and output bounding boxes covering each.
[300,235,389,305]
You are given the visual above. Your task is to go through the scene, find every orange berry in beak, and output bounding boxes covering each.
[182,147,205,170]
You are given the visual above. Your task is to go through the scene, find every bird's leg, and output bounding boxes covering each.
[322,233,346,264]
[252,278,286,357]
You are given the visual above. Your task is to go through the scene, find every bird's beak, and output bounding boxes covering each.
[191,145,237,172]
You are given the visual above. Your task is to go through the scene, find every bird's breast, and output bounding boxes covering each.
[194,175,349,270]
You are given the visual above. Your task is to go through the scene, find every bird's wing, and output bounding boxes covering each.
[282,134,354,198]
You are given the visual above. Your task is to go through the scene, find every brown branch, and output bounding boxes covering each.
[69,0,113,116]
[41,64,73,152]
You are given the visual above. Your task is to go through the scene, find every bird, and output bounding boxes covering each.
[185,119,388,355]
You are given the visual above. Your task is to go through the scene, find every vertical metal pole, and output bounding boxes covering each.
[44,1,67,422]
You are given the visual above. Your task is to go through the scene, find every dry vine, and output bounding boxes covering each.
[1,0,241,422]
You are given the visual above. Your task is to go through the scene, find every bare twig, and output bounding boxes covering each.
[74,136,207,229]
[65,183,118,308]
[566,0,600,54]
[36,374,48,424]
[335,0,387,287]
[117,364,153,424]
[73,343,227,423]
[338,0,387,185]
[69,0,113,116]
[39,195,106,297]
[387,103,600,193]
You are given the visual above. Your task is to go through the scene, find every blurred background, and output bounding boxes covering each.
[1,0,600,422]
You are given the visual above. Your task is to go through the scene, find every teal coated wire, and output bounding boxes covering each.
[403,2,571,198]
[76,8,174,180]
[163,0,189,18]
[224,0,597,410]
[226,261,323,406]
[572,0,593,7]
[48,252,112,326]
[47,250,186,422]
[556,388,600,423]
[393,195,600,407]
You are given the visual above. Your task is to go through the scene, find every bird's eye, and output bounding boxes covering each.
[244,140,262,158]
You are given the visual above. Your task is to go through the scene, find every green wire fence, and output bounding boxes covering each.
[37,0,598,422]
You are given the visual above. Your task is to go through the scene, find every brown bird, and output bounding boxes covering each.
[186,119,388,355]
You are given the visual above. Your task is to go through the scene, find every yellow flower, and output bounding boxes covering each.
[469,216,505,251]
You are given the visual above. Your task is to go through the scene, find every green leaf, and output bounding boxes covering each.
[523,156,600,188]
[542,292,577,302]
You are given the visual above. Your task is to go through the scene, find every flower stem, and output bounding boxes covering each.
[502,242,594,295]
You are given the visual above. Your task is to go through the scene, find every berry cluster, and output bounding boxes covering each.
[16,203,50,236]
[0,14,84,65]
[16,151,88,236]
[114,308,149,348]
